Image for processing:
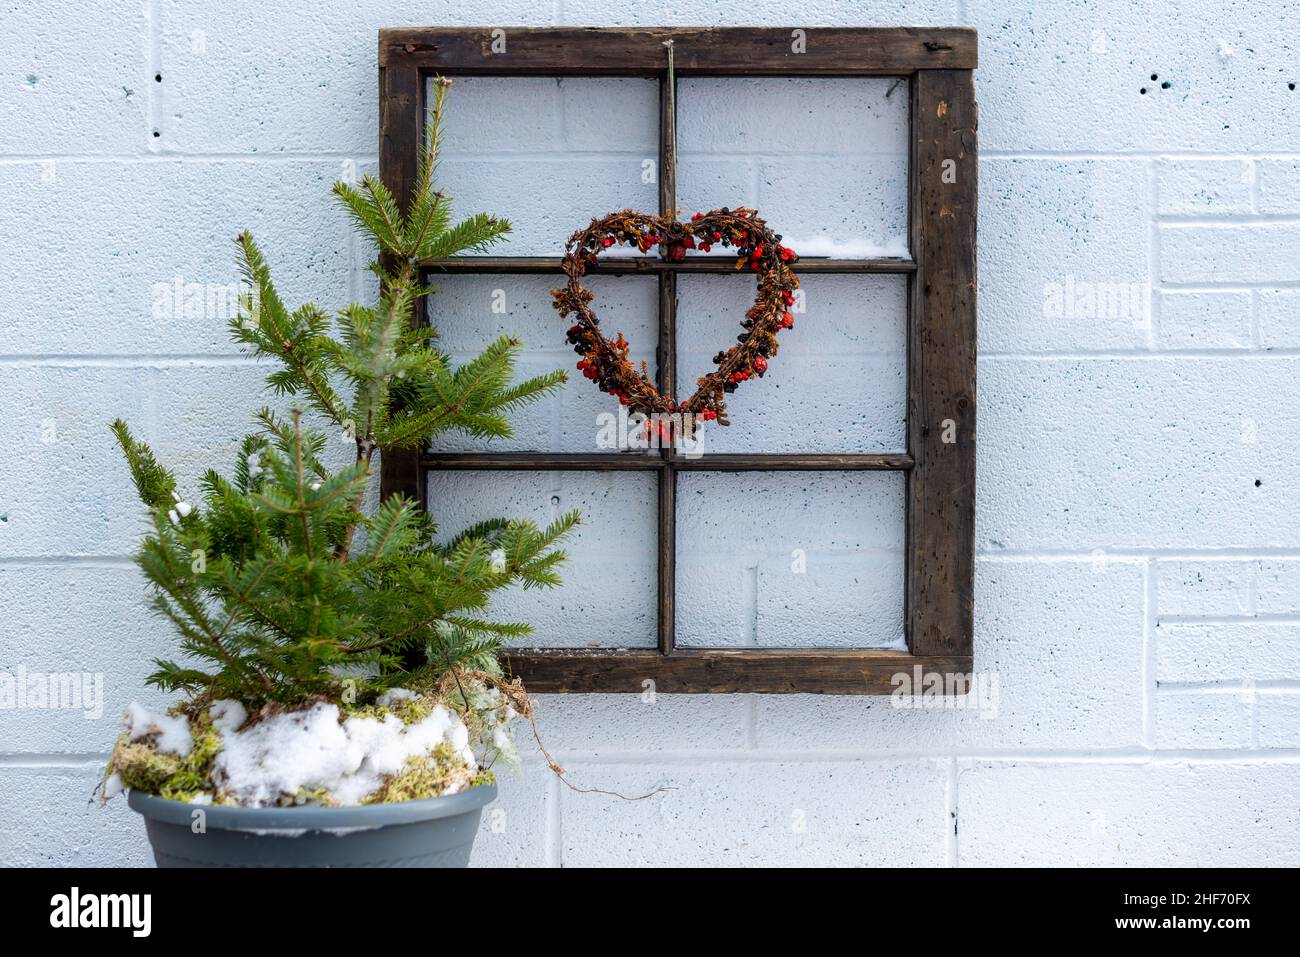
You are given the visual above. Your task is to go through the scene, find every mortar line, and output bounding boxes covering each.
[1156,213,1300,225]
[1159,679,1300,692]
[145,0,161,151]
[0,153,382,164]
[946,757,959,867]
[11,548,1300,567]
[546,769,562,868]
[980,547,1300,560]
[1157,613,1300,625]
[1143,557,1157,748]
[8,748,1300,767]
[13,348,1300,369]
[1147,158,1159,350]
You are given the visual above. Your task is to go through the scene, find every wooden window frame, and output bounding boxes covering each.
[378,26,977,694]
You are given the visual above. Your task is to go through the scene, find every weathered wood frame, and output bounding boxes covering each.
[378,27,977,694]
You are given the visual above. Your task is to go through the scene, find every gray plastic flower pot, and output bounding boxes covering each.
[128,783,496,868]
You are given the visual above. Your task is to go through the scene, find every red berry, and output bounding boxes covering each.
[754,356,768,374]
[601,236,615,248]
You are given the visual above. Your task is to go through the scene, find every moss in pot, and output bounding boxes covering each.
[100,79,576,867]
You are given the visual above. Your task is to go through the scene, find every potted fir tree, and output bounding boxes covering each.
[101,79,576,867]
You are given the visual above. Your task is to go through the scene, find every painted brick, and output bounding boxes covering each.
[528,693,749,752]
[155,1,563,154]
[756,553,906,649]
[1157,557,1300,618]
[758,156,908,255]
[1156,559,1256,618]
[559,759,949,867]
[1156,159,1254,215]
[676,471,904,648]
[439,78,566,155]
[0,160,354,356]
[0,765,153,867]
[756,559,1145,750]
[678,77,908,252]
[469,762,551,867]
[958,761,1300,866]
[0,359,352,557]
[556,0,962,28]
[1256,559,1300,613]
[0,564,174,753]
[980,160,1150,353]
[1158,622,1300,683]
[0,1,147,154]
[1154,690,1253,749]
[676,274,906,454]
[426,470,658,648]
[1256,692,1300,749]
[1160,224,1300,285]
[676,156,757,224]
[1156,291,1252,350]
[440,157,658,256]
[969,0,1300,152]
[979,358,1300,551]
[438,77,659,253]
[678,78,906,157]
[0,365,151,558]
[1255,160,1300,214]
[436,74,658,256]
[1258,289,1300,349]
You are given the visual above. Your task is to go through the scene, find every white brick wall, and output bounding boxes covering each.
[3,1,1298,867]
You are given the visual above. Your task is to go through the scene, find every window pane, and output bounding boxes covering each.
[427,470,658,648]
[437,77,659,255]
[677,78,909,257]
[675,471,905,649]
[675,274,906,453]
[427,274,657,454]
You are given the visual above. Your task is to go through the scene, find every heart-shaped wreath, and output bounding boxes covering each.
[552,208,799,431]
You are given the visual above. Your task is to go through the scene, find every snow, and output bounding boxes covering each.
[124,702,193,756]
[210,698,247,732]
[211,699,474,807]
[103,773,124,799]
[781,235,911,259]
